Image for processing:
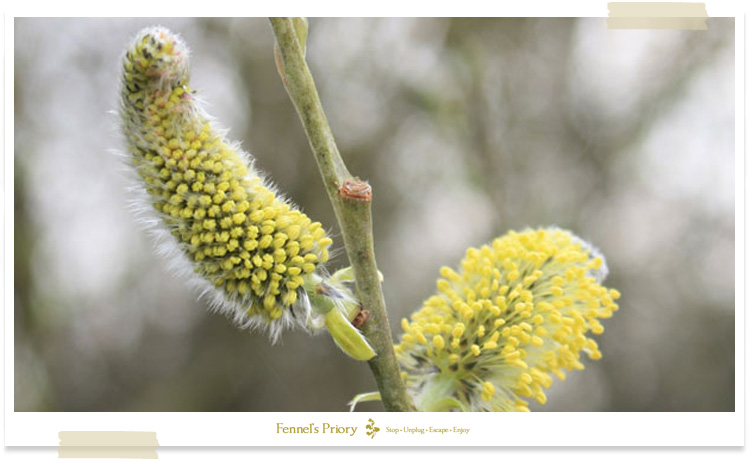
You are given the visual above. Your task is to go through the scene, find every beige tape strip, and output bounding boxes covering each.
[608,2,708,30]
[58,432,159,459]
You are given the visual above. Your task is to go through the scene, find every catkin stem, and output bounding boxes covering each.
[269,17,414,412]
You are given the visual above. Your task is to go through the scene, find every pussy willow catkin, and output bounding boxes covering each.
[119,26,366,347]
[394,228,620,411]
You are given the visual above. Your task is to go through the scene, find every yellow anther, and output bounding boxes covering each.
[440,266,461,282]
[390,228,618,411]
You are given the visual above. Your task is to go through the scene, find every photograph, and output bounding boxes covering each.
[13,16,735,415]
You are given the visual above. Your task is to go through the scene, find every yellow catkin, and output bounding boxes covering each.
[120,27,332,335]
[394,228,620,412]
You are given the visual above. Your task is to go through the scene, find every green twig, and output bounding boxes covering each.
[269,17,414,412]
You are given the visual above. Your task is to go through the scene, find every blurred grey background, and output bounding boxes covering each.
[14,18,735,412]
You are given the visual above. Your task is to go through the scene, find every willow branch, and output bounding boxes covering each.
[269,17,414,412]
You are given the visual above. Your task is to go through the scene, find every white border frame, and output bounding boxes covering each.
[3,0,745,448]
